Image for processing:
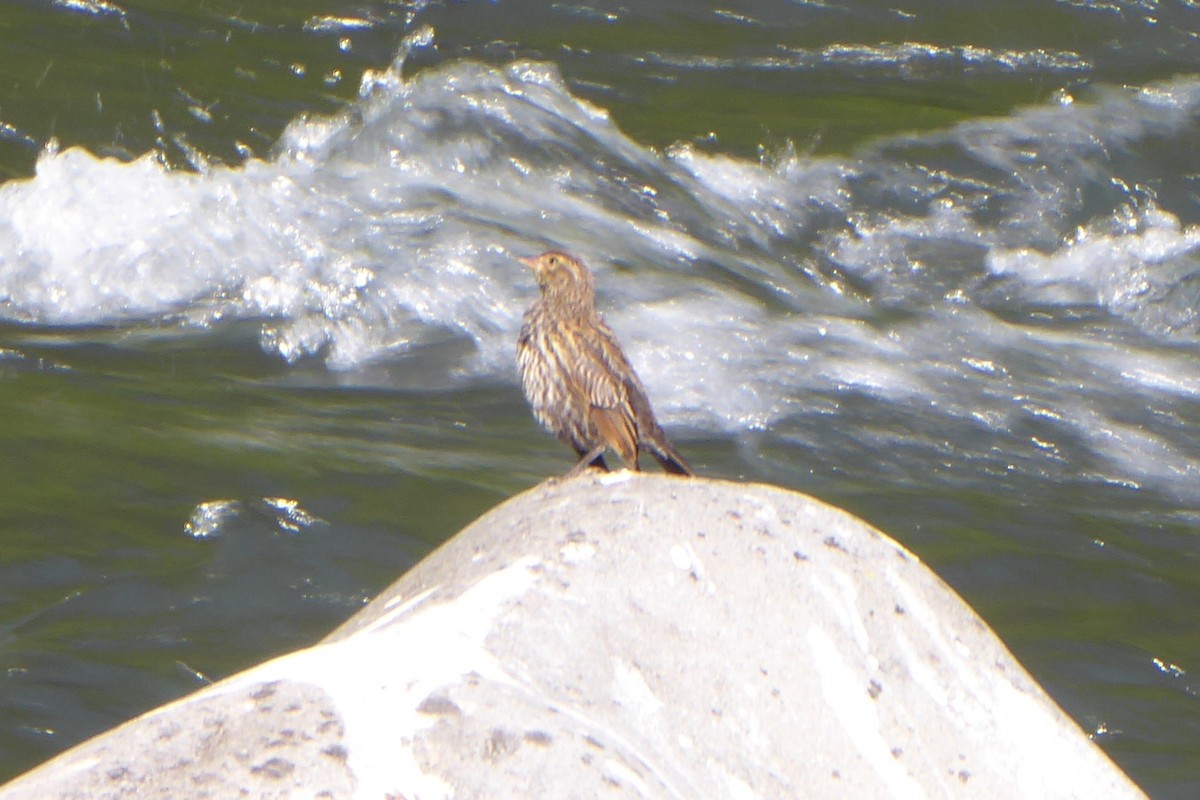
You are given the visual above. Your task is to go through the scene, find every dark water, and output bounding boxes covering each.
[2,1,1200,796]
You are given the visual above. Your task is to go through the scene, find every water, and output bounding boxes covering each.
[2,0,1200,795]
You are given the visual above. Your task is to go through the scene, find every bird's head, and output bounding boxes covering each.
[519,251,596,307]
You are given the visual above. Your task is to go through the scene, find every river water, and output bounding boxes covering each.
[1,0,1198,795]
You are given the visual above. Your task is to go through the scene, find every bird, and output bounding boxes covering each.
[516,250,695,478]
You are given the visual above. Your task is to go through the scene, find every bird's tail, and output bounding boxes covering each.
[642,431,696,477]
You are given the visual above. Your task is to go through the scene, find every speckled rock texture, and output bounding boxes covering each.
[0,474,1145,799]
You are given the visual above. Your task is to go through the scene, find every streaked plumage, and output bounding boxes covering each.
[516,250,694,478]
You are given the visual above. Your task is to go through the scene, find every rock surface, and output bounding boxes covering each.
[0,474,1145,799]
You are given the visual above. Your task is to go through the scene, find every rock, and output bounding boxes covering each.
[0,474,1145,799]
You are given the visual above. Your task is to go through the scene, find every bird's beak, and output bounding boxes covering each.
[517,256,539,270]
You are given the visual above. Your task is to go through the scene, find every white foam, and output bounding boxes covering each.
[644,42,1091,76]
[987,204,1200,328]
[2,39,1199,496]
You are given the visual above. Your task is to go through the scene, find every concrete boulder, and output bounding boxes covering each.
[0,474,1145,798]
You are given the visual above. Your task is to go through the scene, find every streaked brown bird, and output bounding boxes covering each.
[516,250,695,478]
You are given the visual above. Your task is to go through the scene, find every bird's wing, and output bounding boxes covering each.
[565,318,639,463]
[567,318,633,411]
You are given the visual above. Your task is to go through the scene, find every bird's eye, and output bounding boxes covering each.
[548,256,559,267]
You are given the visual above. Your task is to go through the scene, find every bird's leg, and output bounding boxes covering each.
[565,445,608,479]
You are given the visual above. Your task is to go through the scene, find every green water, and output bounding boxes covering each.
[0,0,1091,179]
